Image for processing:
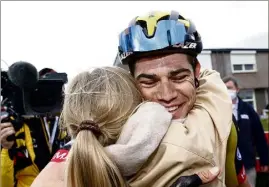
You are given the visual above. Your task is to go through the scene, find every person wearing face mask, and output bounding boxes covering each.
[228,89,239,117]
[223,76,269,187]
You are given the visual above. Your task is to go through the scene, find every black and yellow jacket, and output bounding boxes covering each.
[1,117,68,187]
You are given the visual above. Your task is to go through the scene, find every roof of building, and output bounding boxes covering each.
[204,32,268,52]
[203,48,269,52]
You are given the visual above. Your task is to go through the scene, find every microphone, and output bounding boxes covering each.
[7,61,39,89]
[3,61,38,141]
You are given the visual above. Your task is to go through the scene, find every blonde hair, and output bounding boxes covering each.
[62,67,142,187]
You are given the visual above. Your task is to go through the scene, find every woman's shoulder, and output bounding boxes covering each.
[50,140,73,162]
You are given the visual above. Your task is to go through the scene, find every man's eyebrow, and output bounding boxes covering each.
[169,68,191,77]
[136,73,157,80]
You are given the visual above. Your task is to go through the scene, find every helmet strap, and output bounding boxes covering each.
[195,78,199,88]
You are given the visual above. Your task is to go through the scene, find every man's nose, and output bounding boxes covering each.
[156,81,177,104]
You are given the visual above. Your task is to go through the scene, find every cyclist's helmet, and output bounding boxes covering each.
[118,10,203,65]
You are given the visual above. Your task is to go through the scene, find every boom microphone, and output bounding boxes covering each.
[7,61,39,89]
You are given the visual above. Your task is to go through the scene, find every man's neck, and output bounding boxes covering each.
[172,118,186,123]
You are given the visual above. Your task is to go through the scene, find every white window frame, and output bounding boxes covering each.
[241,89,257,111]
[230,50,257,73]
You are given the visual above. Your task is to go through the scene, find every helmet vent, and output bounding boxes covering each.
[158,15,170,22]
[137,20,156,38]
[167,30,172,45]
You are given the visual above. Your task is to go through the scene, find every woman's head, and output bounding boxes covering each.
[62,66,142,187]
[62,66,142,144]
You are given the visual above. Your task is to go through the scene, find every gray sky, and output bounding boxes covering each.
[1,1,268,80]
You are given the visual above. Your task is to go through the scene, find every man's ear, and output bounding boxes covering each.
[194,59,201,78]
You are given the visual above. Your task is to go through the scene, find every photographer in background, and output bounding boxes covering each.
[1,63,68,187]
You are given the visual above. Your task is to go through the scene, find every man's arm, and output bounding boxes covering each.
[0,119,16,187]
[248,104,269,170]
[1,149,15,187]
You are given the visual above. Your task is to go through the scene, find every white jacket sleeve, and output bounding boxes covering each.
[105,102,172,176]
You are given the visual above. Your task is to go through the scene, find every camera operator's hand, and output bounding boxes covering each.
[0,122,15,149]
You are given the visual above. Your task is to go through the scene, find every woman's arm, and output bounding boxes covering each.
[106,102,172,176]
[31,162,65,187]
[30,149,68,187]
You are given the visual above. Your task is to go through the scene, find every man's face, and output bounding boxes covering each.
[224,80,239,101]
[225,80,238,92]
[134,53,200,119]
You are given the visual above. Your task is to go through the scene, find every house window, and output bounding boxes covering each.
[230,51,257,73]
[238,89,257,111]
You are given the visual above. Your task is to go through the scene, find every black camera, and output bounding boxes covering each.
[1,61,68,140]
[23,70,68,116]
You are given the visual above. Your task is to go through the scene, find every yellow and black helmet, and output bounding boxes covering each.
[118,10,203,65]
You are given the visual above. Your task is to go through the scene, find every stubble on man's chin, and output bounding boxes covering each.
[180,91,197,119]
